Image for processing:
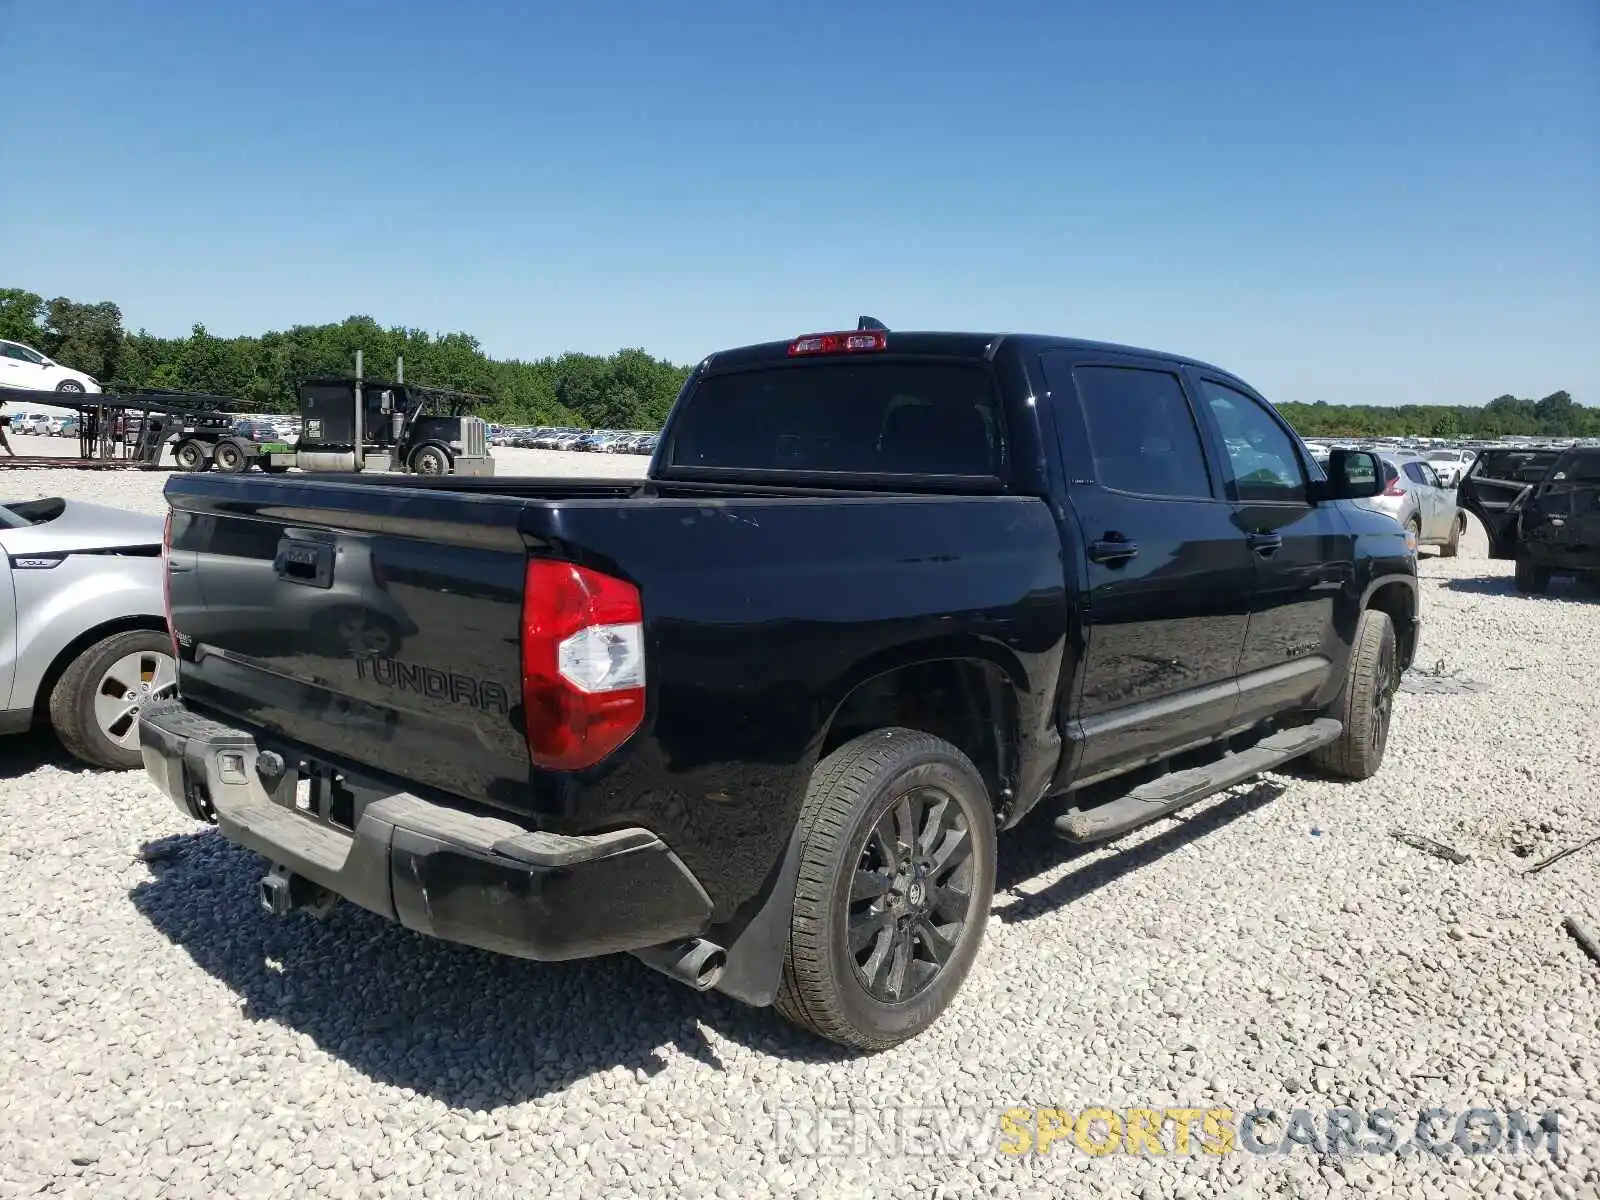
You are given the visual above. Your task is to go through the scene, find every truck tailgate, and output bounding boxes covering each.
[165,475,534,806]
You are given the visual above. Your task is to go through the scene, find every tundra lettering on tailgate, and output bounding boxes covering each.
[354,656,511,714]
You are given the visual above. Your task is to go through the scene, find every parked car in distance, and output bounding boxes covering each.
[1313,447,1464,556]
[1425,447,1476,488]
[144,322,1419,1052]
[0,341,101,394]
[1505,445,1600,594]
[1,497,175,768]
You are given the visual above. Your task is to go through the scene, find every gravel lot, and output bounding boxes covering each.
[2,444,1597,1198]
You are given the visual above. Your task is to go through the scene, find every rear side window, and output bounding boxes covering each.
[1471,449,1562,485]
[665,361,1001,476]
[1072,366,1213,498]
[1403,462,1432,486]
[1546,450,1600,485]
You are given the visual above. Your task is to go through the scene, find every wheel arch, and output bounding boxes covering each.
[1363,577,1418,673]
[819,652,1023,821]
[29,615,168,720]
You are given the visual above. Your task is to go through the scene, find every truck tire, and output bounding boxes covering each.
[173,440,210,471]
[1310,609,1397,782]
[775,728,996,1052]
[213,440,249,474]
[410,444,451,475]
[48,629,178,770]
[1514,556,1549,595]
[1439,513,1465,558]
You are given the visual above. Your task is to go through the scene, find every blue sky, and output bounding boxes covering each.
[2,0,1595,405]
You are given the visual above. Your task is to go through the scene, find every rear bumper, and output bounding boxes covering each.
[138,701,713,961]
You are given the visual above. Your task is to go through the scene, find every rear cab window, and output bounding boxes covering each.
[663,360,1004,479]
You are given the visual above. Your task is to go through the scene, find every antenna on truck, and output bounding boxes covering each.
[856,316,888,332]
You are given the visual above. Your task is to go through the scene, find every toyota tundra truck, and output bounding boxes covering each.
[140,322,1419,1051]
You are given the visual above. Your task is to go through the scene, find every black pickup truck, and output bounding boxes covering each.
[141,324,1418,1050]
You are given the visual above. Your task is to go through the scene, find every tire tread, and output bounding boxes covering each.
[1310,610,1394,781]
[48,629,171,771]
[774,728,988,1051]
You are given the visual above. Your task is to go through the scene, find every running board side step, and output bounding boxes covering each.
[1054,718,1342,843]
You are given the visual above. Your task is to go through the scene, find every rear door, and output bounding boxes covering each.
[1459,448,1565,558]
[1414,461,1454,538]
[1041,351,1254,780]
[1188,374,1349,727]
[1401,461,1441,539]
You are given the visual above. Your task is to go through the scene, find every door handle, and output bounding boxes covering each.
[1247,532,1283,557]
[1088,537,1140,565]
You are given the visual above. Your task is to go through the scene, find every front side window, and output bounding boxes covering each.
[1197,380,1305,502]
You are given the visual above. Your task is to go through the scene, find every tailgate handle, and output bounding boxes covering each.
[275,538,334,589]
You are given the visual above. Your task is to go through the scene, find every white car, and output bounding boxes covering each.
[0,340,101,395]
[1425,447,1476,488]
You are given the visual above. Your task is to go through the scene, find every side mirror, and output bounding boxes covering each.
[1318,449,1383,500]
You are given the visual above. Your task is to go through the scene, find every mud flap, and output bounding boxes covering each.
[712,823,804,1007]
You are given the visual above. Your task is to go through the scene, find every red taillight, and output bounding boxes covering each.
[521,560,645,771]
[161,511,178,660]
[787,331,887,356]
[1383,474,1406,497]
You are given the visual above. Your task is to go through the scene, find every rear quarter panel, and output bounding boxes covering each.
[3,554,165,712]
[530,493,1069,921]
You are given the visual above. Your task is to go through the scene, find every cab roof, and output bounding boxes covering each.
[698,329,1235,378]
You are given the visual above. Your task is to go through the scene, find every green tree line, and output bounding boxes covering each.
[4,285,1593,436]
[1276,393,1595,439]
[2,287,691,430]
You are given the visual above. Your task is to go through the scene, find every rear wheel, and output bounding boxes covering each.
[1311,609,1398,781]
[1439,512,1465,558]
[173,440,209,471]
[775,728,996,1051]
[212,440,248,473]
[1404,517,1421,555]
[49,630,178,770]
[1514,556,1550,595]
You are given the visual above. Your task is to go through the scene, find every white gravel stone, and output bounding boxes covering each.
[1,463,1595,1197]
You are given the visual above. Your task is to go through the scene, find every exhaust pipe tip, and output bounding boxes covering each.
[631,937,727,992]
